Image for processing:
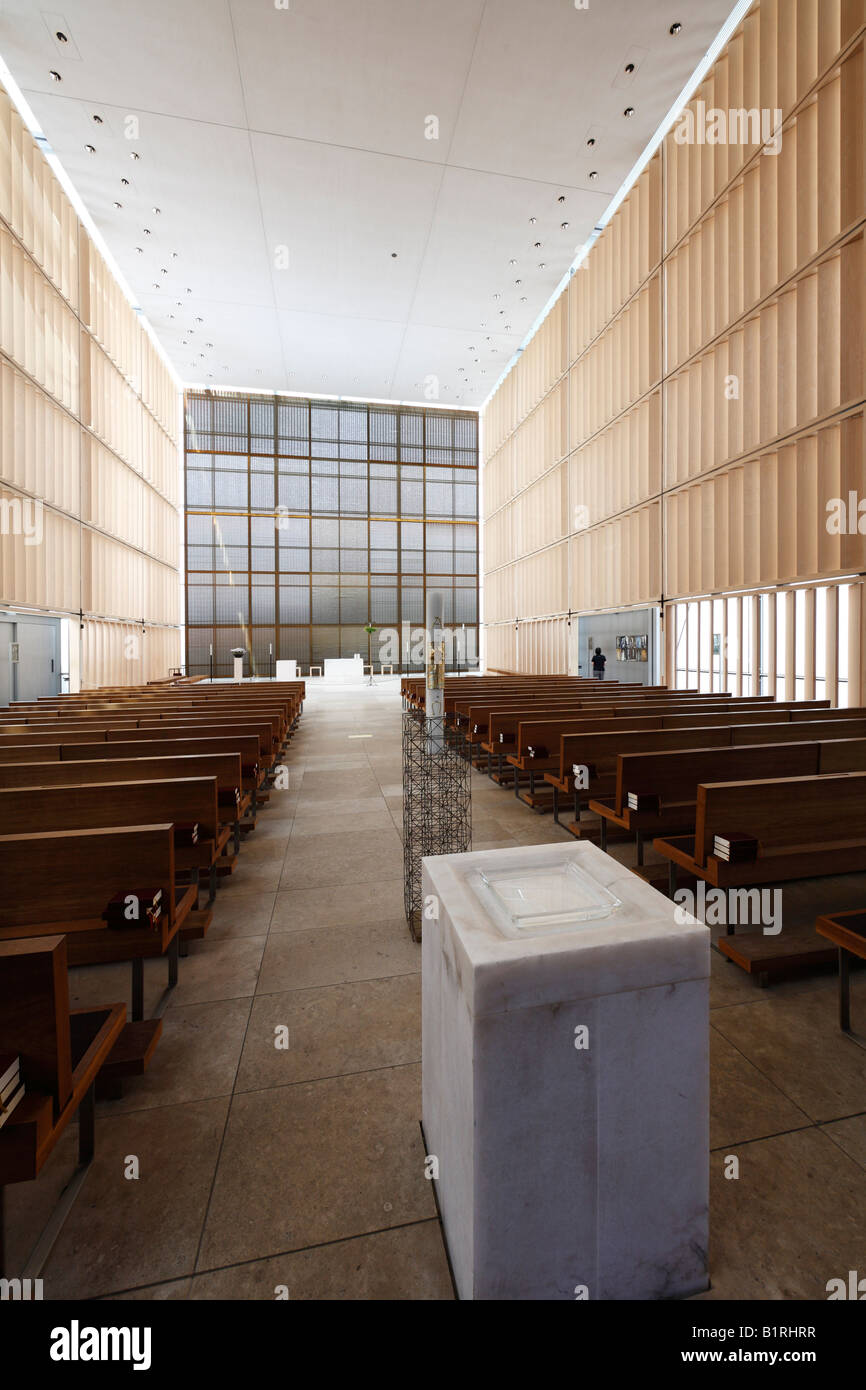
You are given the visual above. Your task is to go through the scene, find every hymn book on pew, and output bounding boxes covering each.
[713,833,759,863]
[0,1052,24,1130]
[627,792,661,813]
[102,888,164,931]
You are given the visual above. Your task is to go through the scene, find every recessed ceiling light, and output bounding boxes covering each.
[538,262,546,269]
[468,346,475,351]
[520,296,527,302]
[625,62,635,73]
[182,340,188,346]
[205,342,213,348]
[121,177,130,186]
[534,241,543,249]
[135,246,143,254]
[113,201,122,210]
[391,252,398,258]
[168,314,174,320]
[152,282,160,289]
[515,278,522,285]
[55,31,67,42]
[586,137,596,148]
[557,195,566,204]
[171,251,178,258]
[143,227,151,235]
[49,70,62,81]
[91,114,103,124]
[589,171,599,180]
[152,207,161,215]
[84,141,96,152]
[160,267,168,274]
[130,150,140,160]
[624,107,635,117]
[176,301,182,307]
[186,288,192,293]
[529,217,537,224]
[493,293,501,300]
[670,22,682,35]
[561,221,569,229]
[195,317,203,323]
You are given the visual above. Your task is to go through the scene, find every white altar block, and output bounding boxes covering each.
[275,659,297,680]
[422,840,709,1301]
[323,657,364,683]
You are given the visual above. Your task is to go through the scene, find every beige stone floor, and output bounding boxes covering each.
[6,679,866,1300]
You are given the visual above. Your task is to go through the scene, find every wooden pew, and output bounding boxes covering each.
[589,737,866,859]
[654,772,866,893]
[481,698,806,782]
[0,824,197,1024]
[0,935,127,1273]
[0,777,224,913]
[506,707,811,809]
[0,752,244,854]
[544,714,866,820]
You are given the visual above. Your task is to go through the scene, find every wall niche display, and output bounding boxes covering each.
[617,634,648,661]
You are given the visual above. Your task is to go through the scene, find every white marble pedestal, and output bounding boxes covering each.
[275,659,297,680]
[421,841,709,1301]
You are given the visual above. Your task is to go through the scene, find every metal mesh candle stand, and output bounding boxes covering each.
[402,590,471,940]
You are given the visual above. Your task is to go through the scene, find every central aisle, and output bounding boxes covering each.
[14,678,576,1299]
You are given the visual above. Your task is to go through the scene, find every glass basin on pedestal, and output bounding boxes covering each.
[470,858,622,939]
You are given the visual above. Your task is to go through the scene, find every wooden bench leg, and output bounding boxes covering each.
[839,948,852,1033]
[78,1083,95,1166]
[668,860,678,898]
[636,829,644,866]
[167,935,179,990]
[233,820,241,854]
[552,785,560,824]
[208,862,217,905]
[599,815,608,853]
[131,958,144,1023]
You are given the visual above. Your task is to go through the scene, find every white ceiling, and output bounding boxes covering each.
[0,0,734,407]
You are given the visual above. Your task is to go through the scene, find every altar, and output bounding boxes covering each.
[323,656,364,683]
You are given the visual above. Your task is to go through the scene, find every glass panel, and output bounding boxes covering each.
[838,585,849,707]
[815,586,827,682]
[775,592,786,701]
[183,392,478,670]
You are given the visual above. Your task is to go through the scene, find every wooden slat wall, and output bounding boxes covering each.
[482,0,866,682]
[0,77,182,687]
